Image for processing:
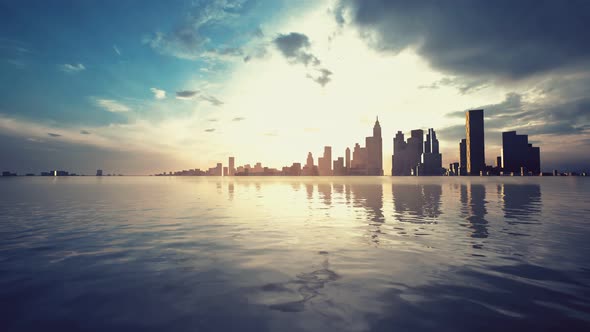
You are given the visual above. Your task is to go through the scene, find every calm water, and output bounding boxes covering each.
[1,177,589,331]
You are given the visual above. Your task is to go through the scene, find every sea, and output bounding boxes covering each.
[1,176,589,331]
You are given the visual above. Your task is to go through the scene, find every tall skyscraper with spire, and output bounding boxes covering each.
[366,117,383,176]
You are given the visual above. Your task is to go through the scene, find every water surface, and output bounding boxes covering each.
[1,177,589,331]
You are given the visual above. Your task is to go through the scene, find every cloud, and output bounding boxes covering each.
[232,117,246,121]
[419,77,489,94]
[150,87,166,99]
[60,63,86,73]
[95,99,131,113]
[113,45,121,55]
[204,128,216,132]
[307,68,333,87]
[272,32,334,87]
[145,0,252,61]
[80,130,91,135]
[336,0,590,80]
[176,90,200,100]
[47,133,61,137]
[208,118,219,122]
[273,32,320,66]
[201,95,224,106]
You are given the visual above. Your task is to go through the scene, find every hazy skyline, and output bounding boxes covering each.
[1,0,590,175]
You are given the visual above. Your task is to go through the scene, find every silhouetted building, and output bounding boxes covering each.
[2,171,17,177]
[501,131,541,175]
[459,139,467,175]
[466,109,485,175]
[96,169,103,176]
[333,157,345,176]
[366,117,383,175]
[449,162,460,176]
[228,157,235,176]
[223,166,228,176]
[350,143,368,175]
[345,147,351,172]
[302,152,318,176]
[417,128,442,175]
[392,129,423,175]
[318,146,333,176]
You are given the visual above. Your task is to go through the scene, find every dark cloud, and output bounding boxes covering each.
[204,128,216,132]
[273,32,334,87]
[232,117,246,122]
[273,32,320,66]
[337,0,590,80]
[440,91,590,142]
[201,95,224,106]
[307,68,333,87]
[47,133,61,137]
[176,90,200,99]
[80,130,91,135]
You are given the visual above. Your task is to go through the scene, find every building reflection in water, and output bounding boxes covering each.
[501,184,542,224]
[318,183,332,206]
[460,184,488,239]
[348,183,385,224]
[391,184,442,224]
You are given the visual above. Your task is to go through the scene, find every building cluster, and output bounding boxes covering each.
[391,128,443,176]
[447,109,542,176]
[152,111,561,177]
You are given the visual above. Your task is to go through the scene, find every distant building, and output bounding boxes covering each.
[350,143,367,175]
[2,171,17,177]
[417,128,442,176]
[449,162,460,176]
[228,157,235,176]
[318,146,332,176]
[392,129,423,175]
[302,152,317,176]
[459,139,467,175]
[466,109,485,175]
[223,166,228,176]
[333,157,345,176]
[366,117,383,175]
[345,147,351,172]
[501,131,541,175]
[96,169,103,176]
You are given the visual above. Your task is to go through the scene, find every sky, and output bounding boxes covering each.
[1,0,589,175]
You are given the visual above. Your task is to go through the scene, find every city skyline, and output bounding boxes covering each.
[1,1,590,174]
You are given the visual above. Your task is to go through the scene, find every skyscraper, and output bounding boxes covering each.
[459,139,467,176]
[303,152,317,176]
[228,157,235,176]
[366,117,383,176]
[392,131,408,175]
[501,131,541,175]
[418,128,442,175]
[392,129,424,176]
[318,146,332,176]
[466,109,485,175]
[345,147,351,171]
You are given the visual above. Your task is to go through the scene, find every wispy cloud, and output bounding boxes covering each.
[113,45,121,55]
[232,117,246,122]
[201,95,224,106]
[150,87,166,99]
[204,128,216,132]
[47,132,61,137]
[95,99,131,113]
[80,130,91,135]
[176,90,200,100]
[60,63,86,73]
